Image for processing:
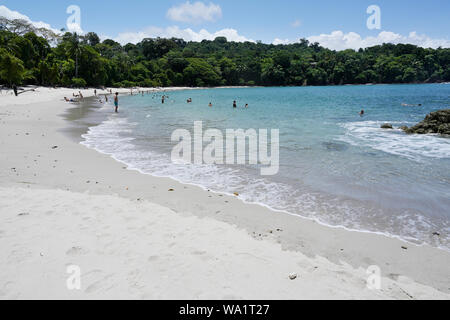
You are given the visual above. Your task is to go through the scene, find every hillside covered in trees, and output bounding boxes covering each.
[1,17,450,88]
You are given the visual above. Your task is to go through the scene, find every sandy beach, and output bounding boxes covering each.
[1,87,449,300]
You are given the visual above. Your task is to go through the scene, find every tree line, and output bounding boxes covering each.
[1,17,449,88]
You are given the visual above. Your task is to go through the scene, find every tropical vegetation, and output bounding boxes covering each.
[1,17,449,88]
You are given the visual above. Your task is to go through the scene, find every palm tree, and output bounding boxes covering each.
[65,33,82,78]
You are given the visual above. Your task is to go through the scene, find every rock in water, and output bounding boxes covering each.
[381,123,393,129]
[402,109,450,135]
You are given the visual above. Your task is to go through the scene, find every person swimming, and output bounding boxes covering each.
[359,109,365,117]
[402,103,423,107]
[209,102,213,107]
[245,104,249,108]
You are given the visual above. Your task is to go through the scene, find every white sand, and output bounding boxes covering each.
[0,87,449,300]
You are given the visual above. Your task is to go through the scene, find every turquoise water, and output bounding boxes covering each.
[82,84,450,249]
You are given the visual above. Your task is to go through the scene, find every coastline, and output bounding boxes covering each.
[1,87,449,299]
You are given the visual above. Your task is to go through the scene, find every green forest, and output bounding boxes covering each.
[1,17,450,88]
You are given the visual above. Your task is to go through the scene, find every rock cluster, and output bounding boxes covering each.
[402,109,450,135]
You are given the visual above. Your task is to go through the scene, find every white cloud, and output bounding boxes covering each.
[291,19,301,28]
[65,5,83,34]
[167,1,222,24]
[273,30,450,50]
[113,26,254,44]
[306,30,450,50]
[0,5,60,34]
[273,38,291,45]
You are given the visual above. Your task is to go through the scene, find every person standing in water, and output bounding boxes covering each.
[359,109,365,117]
[209,102,213,107]
[245,104,249,108]
[233,100,237,108]
[114,92,119,113]
[162,95,166,104]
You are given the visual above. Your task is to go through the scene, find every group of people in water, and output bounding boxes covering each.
[64,88,425,117]
[64,88,253,114]
[357,102,423,117]
[64,89,120,113]
[188,98,248,109]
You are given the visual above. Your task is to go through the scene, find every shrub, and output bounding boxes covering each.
[71,77,87,88]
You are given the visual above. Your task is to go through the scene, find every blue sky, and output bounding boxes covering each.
[1,0,449,49]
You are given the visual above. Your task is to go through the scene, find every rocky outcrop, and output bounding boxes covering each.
[381,123,393,129]
[402,109,450,135]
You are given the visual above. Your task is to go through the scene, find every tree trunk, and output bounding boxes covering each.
[75,53,79,78]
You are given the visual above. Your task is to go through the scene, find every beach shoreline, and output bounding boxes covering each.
[1,87,449,299]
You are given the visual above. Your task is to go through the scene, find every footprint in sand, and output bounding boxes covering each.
[0,281,15,297]
[192,250,214,262]
[66,246,89,256]
[84,274,115,294]
[8,249,33,264]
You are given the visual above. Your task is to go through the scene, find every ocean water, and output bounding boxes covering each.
[81,84,450,249]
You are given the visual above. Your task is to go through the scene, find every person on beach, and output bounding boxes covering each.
[79,91,83,100]
[105,94,108,102]
[13,84,18,96]
[94,89,97,96]
[114,92,119,113]
[233,100,237,108]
